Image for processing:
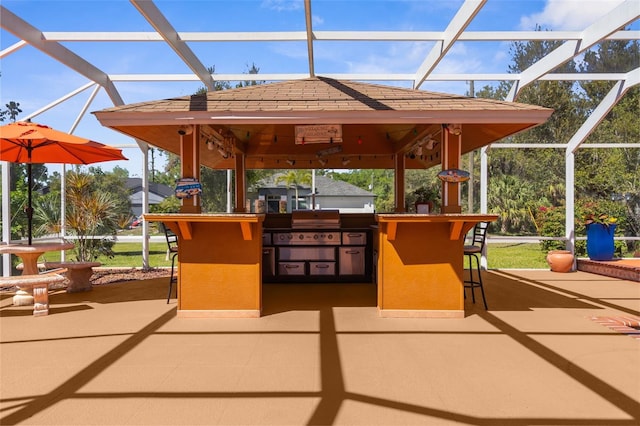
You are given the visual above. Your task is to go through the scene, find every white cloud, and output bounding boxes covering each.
[519,0,625,31]
[270,43,309,60]
[261,0,303,12]
[340,41,431,75]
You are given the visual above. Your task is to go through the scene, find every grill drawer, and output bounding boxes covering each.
[309,262,336,276]
[279,246,335,261]
[262,247,275,278]
[342,232,367,245]
[339,247,365,275]
[278,262,306,276]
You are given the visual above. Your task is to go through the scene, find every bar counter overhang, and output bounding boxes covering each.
[95,77,552,318]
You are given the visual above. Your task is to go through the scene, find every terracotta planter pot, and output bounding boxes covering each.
[546,250,574,273]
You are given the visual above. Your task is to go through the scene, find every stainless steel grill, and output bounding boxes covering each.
[273,231,340,245]
[291,209,341,229]
[263,210,370,282]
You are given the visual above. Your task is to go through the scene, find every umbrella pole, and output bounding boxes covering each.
[26,162,33,245]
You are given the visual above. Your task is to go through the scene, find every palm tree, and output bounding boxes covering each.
[488,175,536,234]
[33,193,62,237]
[275,170,312,210]
[65,171,119,262]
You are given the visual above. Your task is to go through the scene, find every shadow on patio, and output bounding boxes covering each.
[1,270,639,425]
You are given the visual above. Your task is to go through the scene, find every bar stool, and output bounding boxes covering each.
[161,223,179,303]
[464,222,489,309]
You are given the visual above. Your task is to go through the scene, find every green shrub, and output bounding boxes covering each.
[534,205,566,251]
[535,199,629,256]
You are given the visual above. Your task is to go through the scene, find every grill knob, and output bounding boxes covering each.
[327,234,333,240]
[298,234,304,240]
[314,234,319,240]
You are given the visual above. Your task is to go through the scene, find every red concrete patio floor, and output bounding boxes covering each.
[1,270,639,425]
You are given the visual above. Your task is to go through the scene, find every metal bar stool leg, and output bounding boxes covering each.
[475,254,488,310]
[464,253,469,300]
[167,252,177,304]
[469,254,477,303]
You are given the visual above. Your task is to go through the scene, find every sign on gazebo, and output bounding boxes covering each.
[295,125,342,144]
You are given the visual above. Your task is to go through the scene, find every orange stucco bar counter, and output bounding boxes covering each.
[144,213,265,318]
[375,214,498,318]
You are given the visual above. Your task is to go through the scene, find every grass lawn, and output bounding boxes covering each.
[33,242,171,269]
[486,243,549,269]
[97,242,172,268]
[97,241,552,270]
[62,239,630,270]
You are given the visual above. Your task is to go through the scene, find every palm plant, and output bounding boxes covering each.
[65,171,118,262]
[275,170,312,210]
[33,192,62,237]
[488,175,536,234]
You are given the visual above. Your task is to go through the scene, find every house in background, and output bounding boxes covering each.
[125,178,174,217]
[251,174,375,213]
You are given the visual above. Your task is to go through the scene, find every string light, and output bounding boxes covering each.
[357,136,362,144]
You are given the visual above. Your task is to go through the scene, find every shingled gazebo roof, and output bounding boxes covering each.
[94,77,553,170]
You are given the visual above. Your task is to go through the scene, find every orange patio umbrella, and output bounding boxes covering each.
[0,120,128,244]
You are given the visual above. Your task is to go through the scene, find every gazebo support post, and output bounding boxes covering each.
[441,127,462,214]
[234,153,246,213]
[179,126,201,214]
[394,153,405,213]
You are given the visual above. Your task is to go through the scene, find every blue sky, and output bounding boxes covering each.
[1,0,634,176]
